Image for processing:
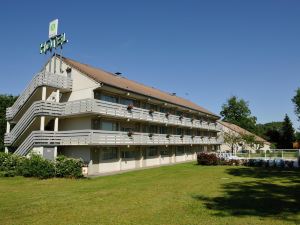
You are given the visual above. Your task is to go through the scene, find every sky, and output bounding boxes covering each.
[0,0,300,129]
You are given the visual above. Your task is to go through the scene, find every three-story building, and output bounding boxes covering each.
[4,55,222,175]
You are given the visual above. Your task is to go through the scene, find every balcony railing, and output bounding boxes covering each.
[6,71,72,120]
[14,130,222,156]
[5,99,221,146]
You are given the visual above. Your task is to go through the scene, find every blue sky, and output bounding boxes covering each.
[0,0,300,128]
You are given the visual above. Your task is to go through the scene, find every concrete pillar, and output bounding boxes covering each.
[6,122,10,133]
[40,86,47,131]
[5,147,9,153]
[42,86,47,101]
[118,149,122,171]
[40,116,45,131]
[140,149,144,168]
[54,118,59,132]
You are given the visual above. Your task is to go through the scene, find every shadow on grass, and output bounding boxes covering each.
[193,167,300,222]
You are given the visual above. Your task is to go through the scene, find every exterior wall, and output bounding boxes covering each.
[59,145,198,175]
[60,117,91,130]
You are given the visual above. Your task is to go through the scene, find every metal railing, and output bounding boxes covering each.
[6,71,72,120]
[235,149,300,160]
[14,130,222,156]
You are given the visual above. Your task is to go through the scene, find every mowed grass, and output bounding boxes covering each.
[0,163,300,225]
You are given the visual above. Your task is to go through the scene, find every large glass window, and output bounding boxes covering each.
[160,148,170,156]
[102,147,118,160]
[147,146,158,157]
[121,150,137,159]
[101,121,118,131]
[93,119,118,131]
[95,92,118,103]
[175,146,185,156]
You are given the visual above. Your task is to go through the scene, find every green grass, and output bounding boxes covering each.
[0,163,300,225]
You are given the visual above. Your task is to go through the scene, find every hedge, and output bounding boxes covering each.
[0,152,83,179]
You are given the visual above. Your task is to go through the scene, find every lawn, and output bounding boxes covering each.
[0,163,299,225]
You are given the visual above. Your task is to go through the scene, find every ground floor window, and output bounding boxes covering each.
[102,147,118,160]
[121,150,137,159]
[146,146,158,158]
[175,146,185,156]
[160,148,170,156]
[90,149,100,164]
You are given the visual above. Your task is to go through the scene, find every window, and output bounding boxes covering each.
[90,149,100,164]
[92,119,101,130]
[158,126,167,134]
[92,119,118,131]
[101,121,118,131]
[160,148,169,156]
[121,150,137,159]
[149,125,158,134]
[102,148,118,160]
[95,92,118,103]
[176,128,183,135]
[147,146,158,157]
[185,146,193,154]
[120,98,139,107]
[175,146,185,156]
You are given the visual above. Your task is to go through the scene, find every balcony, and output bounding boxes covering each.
[5,98,221,146]
[6,71,72,121]
[14,130,223,156]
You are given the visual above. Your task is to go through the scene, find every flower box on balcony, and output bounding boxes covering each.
[127,131,134,137]
[127,104,134,111]
[149,109,154,115]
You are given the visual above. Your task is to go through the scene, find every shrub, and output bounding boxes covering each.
[55,155,83,178]
[0,152,23,177]
[19,154,55,179]
[197,152,218,165]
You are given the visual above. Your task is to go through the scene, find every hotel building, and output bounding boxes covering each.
[4,55,222,175]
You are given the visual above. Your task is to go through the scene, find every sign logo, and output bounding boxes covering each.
[49,19,58,38]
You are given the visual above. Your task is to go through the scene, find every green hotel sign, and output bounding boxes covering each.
[40,33,68,54]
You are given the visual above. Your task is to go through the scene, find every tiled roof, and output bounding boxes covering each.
[219,120,270,144]
[61,56,219,118]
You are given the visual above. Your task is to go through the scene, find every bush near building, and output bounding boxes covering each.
[0,152,83,179]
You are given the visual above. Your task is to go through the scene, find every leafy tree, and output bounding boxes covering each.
[278,114,295,149]
[256,122,283,148]
[0,95,17,152]
[292,88,300,122]
[241,134,256,149]
[296,132,300,141]
[220,96,257,133]
[223,131,242,153]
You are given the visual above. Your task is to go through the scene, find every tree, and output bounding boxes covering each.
[240,133,264,150]
[0,95,17,152]
[255,122,283,148]
[220,96,257,133]
[278,114,295,149]
[292,88,300,122]
[223,131,242,153]
[241,133,256,149]
[296,132,300,141]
